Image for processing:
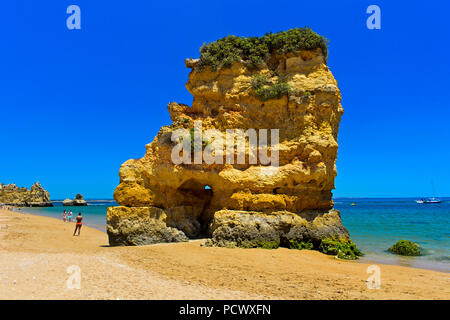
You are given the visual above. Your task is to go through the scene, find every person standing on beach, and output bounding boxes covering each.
[68,210,72,222]
[73,213,82,236]
[62,210,67,222]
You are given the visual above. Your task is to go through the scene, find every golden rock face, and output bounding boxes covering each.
[108,48,349,247]
[0,182,53,207]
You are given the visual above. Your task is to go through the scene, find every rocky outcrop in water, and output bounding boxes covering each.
[107,28,352,249]
[63,194,87,206]
[0,182,53,207]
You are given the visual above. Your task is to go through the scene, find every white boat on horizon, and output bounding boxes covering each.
[416,198,441,204]
[416,181,442,204]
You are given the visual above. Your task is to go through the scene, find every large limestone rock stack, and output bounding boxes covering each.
[0,182,53,207]
[108,28,356,255]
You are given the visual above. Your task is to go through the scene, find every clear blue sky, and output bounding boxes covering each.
[1,0,449,199]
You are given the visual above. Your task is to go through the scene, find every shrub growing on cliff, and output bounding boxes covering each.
[251,74,291,101]
[388,240,423,256]
[197,27,328,71]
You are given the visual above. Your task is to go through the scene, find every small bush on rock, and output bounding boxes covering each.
[318,238,363,260]
[388,240,423,256]
[251,74,291,101]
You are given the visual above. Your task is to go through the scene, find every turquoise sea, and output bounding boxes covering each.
[20,198,450,272]
[335,198,450,272]
[21,200,116,232]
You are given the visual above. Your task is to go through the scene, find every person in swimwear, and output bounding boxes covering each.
[73,212,83,236]
[62,210,67,222]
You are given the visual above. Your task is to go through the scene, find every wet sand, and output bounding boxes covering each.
[0,209,448,300]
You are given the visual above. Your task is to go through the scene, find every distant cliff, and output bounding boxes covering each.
[0,182,53,207]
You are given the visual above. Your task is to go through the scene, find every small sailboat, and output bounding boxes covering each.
[416,198,441,204]
[416,181,442,204]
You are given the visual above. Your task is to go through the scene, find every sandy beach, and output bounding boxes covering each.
[0,208,448,300]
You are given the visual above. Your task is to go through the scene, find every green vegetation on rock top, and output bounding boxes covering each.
[388,240,423,256]
[196,27,328,71]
